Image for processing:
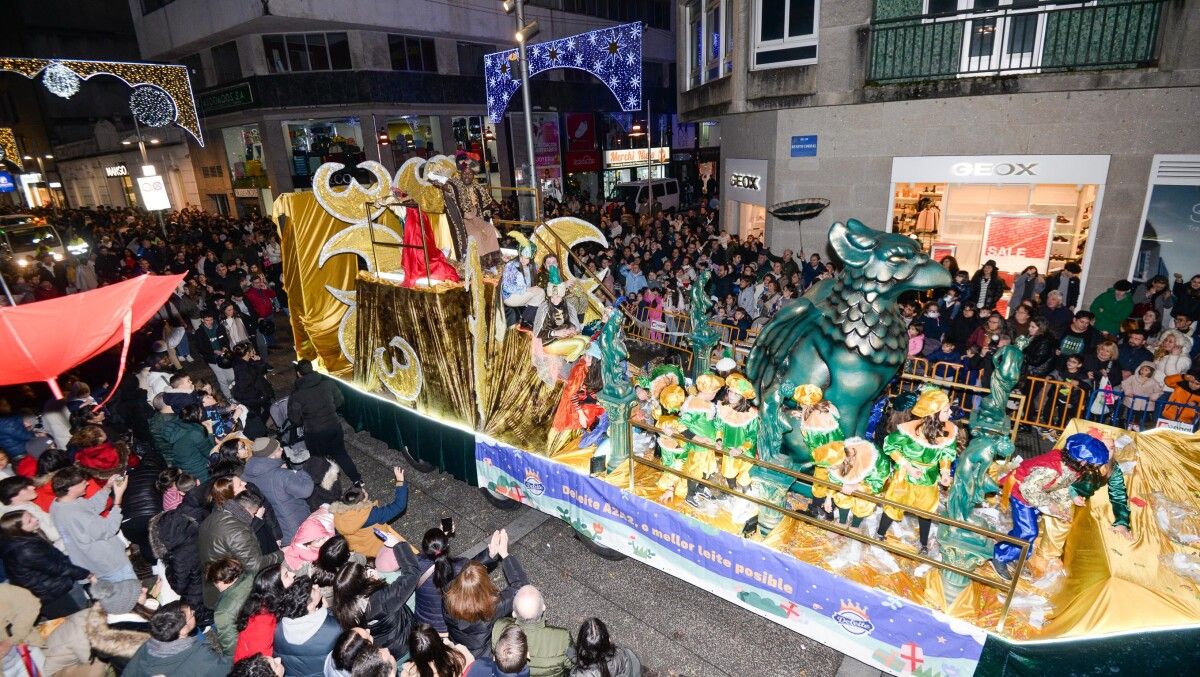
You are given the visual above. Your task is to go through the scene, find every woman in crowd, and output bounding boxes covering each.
[329,467,409,566]
[414,526,502,635]
[230,342,274,429]
[1022,317,1058,378]
[443,530,526,657]
[1009,266,1044,314]
[332,532,422,663]
[968,260,1006,311]
[569,618,642,677]
[0,475,64,549]
[403,624,473,677]
[1153,329,1193,387]
[234,564,295,661]
[149,469,211,629]
[0,509,92,619]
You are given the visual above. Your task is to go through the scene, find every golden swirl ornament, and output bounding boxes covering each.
[373,335,423,402]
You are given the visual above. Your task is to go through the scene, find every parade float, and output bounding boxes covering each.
[274,157,1200,676]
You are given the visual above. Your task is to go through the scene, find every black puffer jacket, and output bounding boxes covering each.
[232,358,274,411]
[287,371,344,433]
[149,508,212,626]
[0,534,89,603]
[357,545,422,659]
[121,444,166,557]
[1023,334,1058,377]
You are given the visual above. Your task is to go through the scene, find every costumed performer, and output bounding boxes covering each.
[531,282,589,385]
[501,232,544,327]
[874,387,958,555]
[447,157,502,270]
[655,385,690,503]
[717,374,760,524]
[630,374,657,456]
[679,373,724,510]
[394,188,460,286]
[828,437,891,528]
[866,391,918,448]
[990,432,1131,581]
[790,385,844,511]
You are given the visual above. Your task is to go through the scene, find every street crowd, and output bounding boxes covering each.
[0,205,642,677]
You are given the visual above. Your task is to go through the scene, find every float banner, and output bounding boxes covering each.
[475,440,985,676]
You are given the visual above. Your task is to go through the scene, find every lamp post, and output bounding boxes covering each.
[628,101,653,216]
[505,0,541,224]
[123,118,166,237]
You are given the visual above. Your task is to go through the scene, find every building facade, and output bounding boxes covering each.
[129,0,677,218]
[677,0,1200,303]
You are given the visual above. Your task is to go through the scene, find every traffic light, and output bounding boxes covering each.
[378,132,390,146]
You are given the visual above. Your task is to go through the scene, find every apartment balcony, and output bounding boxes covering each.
[867,0,1167,84]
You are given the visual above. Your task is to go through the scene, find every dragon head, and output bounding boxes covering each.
[829,218,951,297]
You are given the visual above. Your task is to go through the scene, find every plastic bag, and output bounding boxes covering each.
[1162,552,1200,584]
[1010,591,1052,628]
[1153,492,1200,547]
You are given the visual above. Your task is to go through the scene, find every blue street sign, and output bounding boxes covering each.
[0,171,14,193]
[790,135,817,157]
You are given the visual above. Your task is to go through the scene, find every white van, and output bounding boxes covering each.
[0,215,66,268]
[608,178,680,213]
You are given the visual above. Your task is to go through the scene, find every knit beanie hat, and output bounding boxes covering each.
[90,579,142,615]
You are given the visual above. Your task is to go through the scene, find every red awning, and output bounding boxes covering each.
[0,273,185,398]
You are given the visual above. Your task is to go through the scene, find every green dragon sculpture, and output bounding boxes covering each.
[747,219,952,460]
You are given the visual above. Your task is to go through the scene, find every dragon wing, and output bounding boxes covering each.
[747,296,818,392]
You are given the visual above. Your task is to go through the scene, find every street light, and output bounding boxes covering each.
[125,117,166,237]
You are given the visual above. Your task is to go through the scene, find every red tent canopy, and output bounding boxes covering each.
[0,273,185,398]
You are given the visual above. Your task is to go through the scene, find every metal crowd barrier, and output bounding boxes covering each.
[1081,388,1200,433]
[625,419,1031,632]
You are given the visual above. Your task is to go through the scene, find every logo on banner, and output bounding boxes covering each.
[832,600,874,635]
[729,173,760,190]
[950,161,1037,177]
[523,469,545,496]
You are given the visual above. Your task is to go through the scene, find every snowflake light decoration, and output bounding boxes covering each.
[130,85,177,127]
[42,61,81,99]
[484,21,643,123]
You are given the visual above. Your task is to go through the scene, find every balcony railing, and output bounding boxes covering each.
[868,0,1167,84]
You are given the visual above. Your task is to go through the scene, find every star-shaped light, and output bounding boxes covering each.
[548,47,559,62]
[607,40,620,55]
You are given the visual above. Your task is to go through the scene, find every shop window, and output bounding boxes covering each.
[451,116,499,180]
[389,35,438,73]
[753,0,819,70]
[457,42,492,77]
[283,118,365,189]
[208,193,230,216]
[263,32,351,73]
[222,125,269,191]
[384,115,444,165]
[211,41,242,84]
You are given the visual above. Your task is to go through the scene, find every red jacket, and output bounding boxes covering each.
[245,287,276,320]
[234,612,276,662]
[1002,449,1068,506]
[34,477,110,514]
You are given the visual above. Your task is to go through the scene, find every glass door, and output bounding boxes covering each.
[960,0,1047,74]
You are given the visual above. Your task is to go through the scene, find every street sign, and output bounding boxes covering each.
[790,135,818,157]
[137,175,171,211]
[0,171,14,193]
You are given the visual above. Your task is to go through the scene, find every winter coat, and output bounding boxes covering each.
[356,544,423,659]
[569,646,642,677]
[0,416,33,457]
[198,500,283,608]
[274,608,342,677]
[232,358,274,410]
[1045,272,1081,309]
[121,444,165,558]
[122,637,232,677]
[298,456,342,510]
[242,456,314,542]
[193,323,231,365]
[967,275,1006,311]
[446,555,530,658]
[234,612,276,662]
[414,551,500,634]
[1022,334,1058,378]
[50,488,128,580]
[493,617,572,677]
[149,508,208,626]
[330,484,409,560]
[159,416,213,481]
[1121,362,1162,411]
[1089,288,1134,336]
[214,572,254,655]
[1172,281,1200,321]
[0,534,88,605]
[1163,374,1200,425]
[1009,273,1045,312]
[288,371,346,433]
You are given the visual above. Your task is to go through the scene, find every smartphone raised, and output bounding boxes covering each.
[372,527,389,541]
[441,517,455,537]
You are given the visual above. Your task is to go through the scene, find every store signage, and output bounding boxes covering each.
[565,113,595,152]
[137,175,172,211]
[198,83,254,115]
[981,213,1055,280]
[724,158,768,206]
[105,164,129,177]
[790,135,818,157]
[0,171,14,193]
[565,150,603,173]
[234,188,259,198]
[892,155,1110,185]
[729,173,761,190]
[951,161,1037,178]
[604,146,669,169]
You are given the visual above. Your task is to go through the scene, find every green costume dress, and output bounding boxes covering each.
[880,426,957,520]
[717,406,760,485]
[1072,465,1131,528]
[680,398,719,479]
[795,405,844,498]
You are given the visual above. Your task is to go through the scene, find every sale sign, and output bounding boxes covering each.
[980,213,1056,278]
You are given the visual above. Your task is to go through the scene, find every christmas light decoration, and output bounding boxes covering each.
[42,61,81,99]
[0,57,204,146]
[0,128,19,168]
[130,85,176,127]
[484,21,643,123]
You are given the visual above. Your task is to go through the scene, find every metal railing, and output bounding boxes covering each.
[1081,388,1200,432]
[889,368,1026,443]
[868,0,1167,83]
[626,419,1031,632]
